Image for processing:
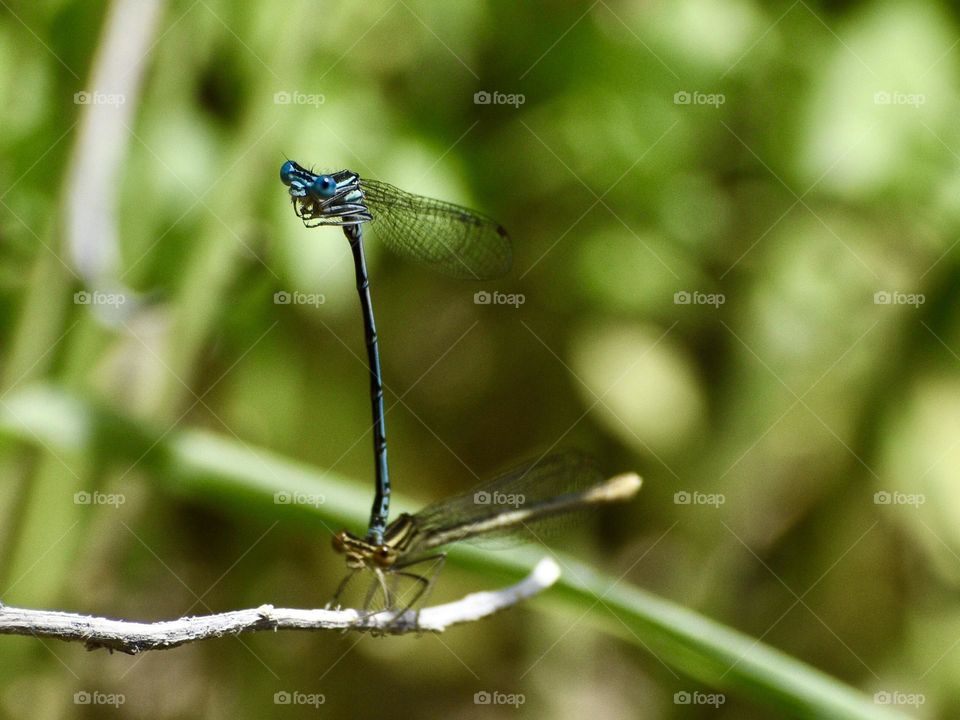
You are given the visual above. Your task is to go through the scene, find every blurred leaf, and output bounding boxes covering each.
[571,321,706,455]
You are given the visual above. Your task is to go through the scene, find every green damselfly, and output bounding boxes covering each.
[329,452,642,616]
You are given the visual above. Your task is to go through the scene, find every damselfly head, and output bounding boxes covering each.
[331,530,350,554]
[279,160,309,189]
[279,160,314,201]
[371,545,398,568]
[279,161,336,198]
[332,529,399,570]
[307,174,338,200]
[281,164,372,227]
[279,160,297,186]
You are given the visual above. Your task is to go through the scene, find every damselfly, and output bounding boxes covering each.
[280,162,512,279]
[329,452,642,616]
[280,161,512,545]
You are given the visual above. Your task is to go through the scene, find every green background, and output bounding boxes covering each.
[0,0,958,718]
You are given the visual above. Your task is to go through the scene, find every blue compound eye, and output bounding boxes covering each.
[308,175,338,199]
[279,160,298,186]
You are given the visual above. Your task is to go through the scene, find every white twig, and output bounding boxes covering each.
[0,558,561,655]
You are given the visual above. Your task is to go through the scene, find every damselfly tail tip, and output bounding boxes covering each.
[532,557,562,586]
[585,472,642,504]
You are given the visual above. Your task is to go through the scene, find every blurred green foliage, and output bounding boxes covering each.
[1,0,959,717]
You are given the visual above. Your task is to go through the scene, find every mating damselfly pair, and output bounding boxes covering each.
[280,161,641,615]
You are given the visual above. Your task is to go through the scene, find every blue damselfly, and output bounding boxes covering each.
[280,161,512,544]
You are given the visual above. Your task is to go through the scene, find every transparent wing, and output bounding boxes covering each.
[406,452,610,555]
[361,179,512,280]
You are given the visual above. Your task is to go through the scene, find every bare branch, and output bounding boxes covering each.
[0,558,561,655]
